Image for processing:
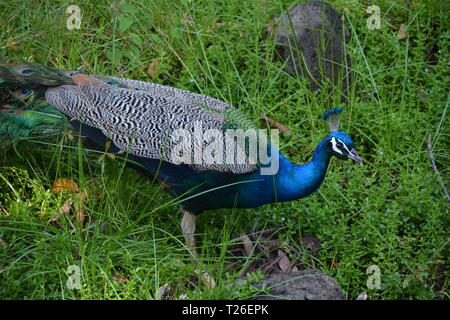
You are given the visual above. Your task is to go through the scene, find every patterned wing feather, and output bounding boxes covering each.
[45,78,260,174]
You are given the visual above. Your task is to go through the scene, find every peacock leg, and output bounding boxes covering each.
[181,209,198,254]
[180,210,215,288]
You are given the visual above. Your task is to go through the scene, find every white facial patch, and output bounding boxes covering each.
[331,137,353,155]
[339,139,352,154]
[330,137,343,155]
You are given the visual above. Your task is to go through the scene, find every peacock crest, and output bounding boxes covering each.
[322,107,343,132]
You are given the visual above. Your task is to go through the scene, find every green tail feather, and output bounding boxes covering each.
[0,62,73,144]
[0,100,67,144]
[0,62,74,89]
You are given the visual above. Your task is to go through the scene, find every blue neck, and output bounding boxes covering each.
[310,138,332,174]
[276,138,332,201]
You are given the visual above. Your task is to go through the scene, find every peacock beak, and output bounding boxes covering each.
[348,148,363,165]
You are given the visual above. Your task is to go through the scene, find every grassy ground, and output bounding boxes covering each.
[0,0,448,299]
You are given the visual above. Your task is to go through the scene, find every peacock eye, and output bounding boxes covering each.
[8,109,14,114]
[22,88,30,95]
[21,69,31,74]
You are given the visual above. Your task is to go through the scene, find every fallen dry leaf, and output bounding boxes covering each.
[50,200,71,222]
[277,249,298,273]
[49,189,87,227]
[195,269,216,289]
[356,292,368,300]
[240,232,254,257]
[232,227,312,277]
[331,258,340,269]
[53,178,79,193]
[112,274,129,285]
[397,23,407,40]
[148,59,159,78]
[402,277,411,288]
[178,293,188,300]
[262,255,283,273]
[157,283,169,299]
[74,191,88,226]
[61,201,72,213]
[260,113,292,135]
[277,249,291,272]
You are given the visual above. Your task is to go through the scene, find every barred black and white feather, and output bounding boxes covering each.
[45,76,259,174]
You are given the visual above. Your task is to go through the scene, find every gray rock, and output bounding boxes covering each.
[268,1,352,93]
[255,270,346,300]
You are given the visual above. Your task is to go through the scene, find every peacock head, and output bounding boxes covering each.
[322,108,362,164]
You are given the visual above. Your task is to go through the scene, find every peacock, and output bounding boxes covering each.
[0,62,362,252]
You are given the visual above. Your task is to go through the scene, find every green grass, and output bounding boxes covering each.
[0,0,448,299]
